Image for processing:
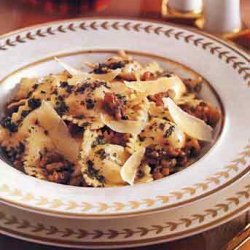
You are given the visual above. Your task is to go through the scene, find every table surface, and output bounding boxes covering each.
[0,1,249,250]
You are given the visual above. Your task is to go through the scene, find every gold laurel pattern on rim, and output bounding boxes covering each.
[0,21,249,85]
[0,143,249,212]
[0,184,249,240]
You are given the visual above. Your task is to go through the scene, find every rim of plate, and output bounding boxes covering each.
[0,174,249,248]
[0,16,249,62]
[0,17,249,218]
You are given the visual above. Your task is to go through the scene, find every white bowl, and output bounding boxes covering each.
[0,17,249,248]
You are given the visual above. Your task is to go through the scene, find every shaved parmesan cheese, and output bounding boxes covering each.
[125,76,186,99]
[118,50,132,60]
[32,101,80,162]
[120,148,145,185]
[55,57,83,76]
[101,114,146,134]
[163,98,213,142]
[55,57,120,82]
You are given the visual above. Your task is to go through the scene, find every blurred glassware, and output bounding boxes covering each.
[168,0,202,13]
[202,0,242,37]
[161,0,203,27]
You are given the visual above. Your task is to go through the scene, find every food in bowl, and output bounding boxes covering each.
[0,51,220,187]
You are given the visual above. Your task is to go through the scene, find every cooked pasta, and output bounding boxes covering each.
[0,52,221,186]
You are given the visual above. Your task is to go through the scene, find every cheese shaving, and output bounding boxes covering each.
[32,101,80,162]
[55,57,120,82]
[101,114,146,135]
[120,148,145,185]
[163,98,213,141]
[125,76,186,99]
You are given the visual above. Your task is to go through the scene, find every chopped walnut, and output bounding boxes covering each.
[40,152,74,184]
[152,166,170,180]
[141,71,156,81]
[183,77,202,93]
[102,93,126,120]
[185,138,201,157]
[47,170,71,184]
[70,165,84,186]
[118,73,137,81]
[144,145,190,180]
[148,91,169,106]
[181,102,220,127]
[67,122,84,137]
[103,129,128,146]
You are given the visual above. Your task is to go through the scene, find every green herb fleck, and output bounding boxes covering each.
[96,149,109,160]
[85,99,95,109]
[28,98,41,110]
[0,117,18,132]
[92,136,106,148]
[164,125,175,138]
[55,97,68,115]
[159,123,165,130]
[86,160,105,184]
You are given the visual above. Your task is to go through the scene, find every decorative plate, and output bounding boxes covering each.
[0,18,249,246]
[1,171,249,248]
